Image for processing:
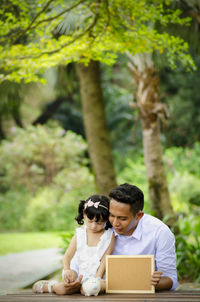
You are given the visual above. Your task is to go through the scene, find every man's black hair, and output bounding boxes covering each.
[109,183,144,215]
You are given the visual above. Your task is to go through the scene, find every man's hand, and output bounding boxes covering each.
[151,271,162,287]
[64,275,83,294]
[151,271,173,291]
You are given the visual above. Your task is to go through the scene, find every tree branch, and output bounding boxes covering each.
[11,0,54,45]
[32,96,68,125]
[15,5,100,60]
[30,0,87,31]
[4,0,87,46]
[188,9,200,25]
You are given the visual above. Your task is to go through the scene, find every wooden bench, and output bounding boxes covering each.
[1,290,200,302]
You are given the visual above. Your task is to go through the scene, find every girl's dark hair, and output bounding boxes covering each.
[75,194,111,229]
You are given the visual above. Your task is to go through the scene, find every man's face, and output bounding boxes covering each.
[109,198,143,236]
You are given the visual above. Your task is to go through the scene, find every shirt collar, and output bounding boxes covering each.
[131,218,142,240]
[112,216,143,240]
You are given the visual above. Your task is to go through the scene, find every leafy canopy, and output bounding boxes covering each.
[0,0,195,83]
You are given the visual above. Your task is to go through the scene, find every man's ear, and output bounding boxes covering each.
[136,211,144,221]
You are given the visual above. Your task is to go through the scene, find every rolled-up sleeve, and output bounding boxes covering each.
[155,226,178,290]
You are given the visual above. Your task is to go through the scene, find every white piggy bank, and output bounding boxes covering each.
[82,277,101,296]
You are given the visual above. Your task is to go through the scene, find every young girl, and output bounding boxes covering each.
[33,194,115,295]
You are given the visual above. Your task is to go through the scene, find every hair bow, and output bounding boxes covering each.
[86,199,100,208]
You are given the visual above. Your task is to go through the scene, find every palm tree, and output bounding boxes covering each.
[128,53,176,228]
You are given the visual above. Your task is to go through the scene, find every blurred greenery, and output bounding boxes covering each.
[160,61,200,147]
[0,232,63,255]
[0,124,95,231]
[176,228,200,282]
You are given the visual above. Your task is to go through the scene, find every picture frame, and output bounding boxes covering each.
[106,255,155,294]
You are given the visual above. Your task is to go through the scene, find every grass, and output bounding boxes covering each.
[0,232,64,255]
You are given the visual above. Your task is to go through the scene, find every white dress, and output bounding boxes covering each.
[76,226,113,279]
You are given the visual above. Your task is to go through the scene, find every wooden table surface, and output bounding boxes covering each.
[0,290,200,302]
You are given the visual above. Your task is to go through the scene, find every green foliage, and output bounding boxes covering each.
[114,150,150,213]
[116,152,146,188]
[164,143,200,210]
[0,124,95,231]
[0,0,195,83]
[176,232,200,282]
[0,189,30,230]
[164,142,200,177]
[0,81,23,119]
[177,214,200,237]
[59,231,74,252]
[170,172,200,209]
[53,102,84,137]
[0,124,88,192]
[0,232,63,255]
[101,58,143,152]
[160,59,200,147]
[175,215,200,282]
[23,166,95,231]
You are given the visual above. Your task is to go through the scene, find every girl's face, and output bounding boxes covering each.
[84,214,106,233]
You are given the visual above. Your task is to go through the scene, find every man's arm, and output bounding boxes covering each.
[154,226,178,290]
[151,271,173,291]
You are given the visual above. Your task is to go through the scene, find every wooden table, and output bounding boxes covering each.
[0,290,200,302]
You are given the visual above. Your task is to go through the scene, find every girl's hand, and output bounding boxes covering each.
[63,269,77,283]
[64,275,83,294]
[151,271,162,287]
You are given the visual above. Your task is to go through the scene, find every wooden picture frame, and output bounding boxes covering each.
[106,255,155,294]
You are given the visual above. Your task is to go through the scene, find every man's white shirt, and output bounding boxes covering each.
[112,214,178,290]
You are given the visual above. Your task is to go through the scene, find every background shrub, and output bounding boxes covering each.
[0,125,95,231]
[0,189,30,230]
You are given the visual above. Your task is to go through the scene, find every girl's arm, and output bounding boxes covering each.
[96,232,115,279]
[63,234,77,283]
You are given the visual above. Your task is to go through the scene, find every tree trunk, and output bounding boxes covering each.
[128,54,177,228]
[76,61,117,195]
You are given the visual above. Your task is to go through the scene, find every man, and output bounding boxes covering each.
[108,183,178,291]
[66,183,178,292]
